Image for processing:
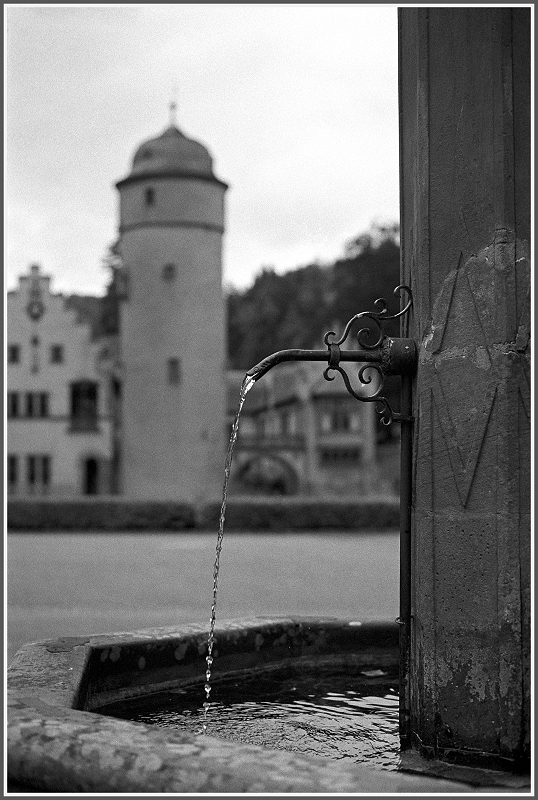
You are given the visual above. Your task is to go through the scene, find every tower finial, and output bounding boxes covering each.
[169,85,178,127]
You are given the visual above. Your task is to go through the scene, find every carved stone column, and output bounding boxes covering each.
[399,8,530,768]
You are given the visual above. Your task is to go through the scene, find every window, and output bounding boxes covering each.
[8,455,18,492]
[320,413,332,433]
[26,454,51,493]
[162,263,177,281]
[25,393,35,418]
[50,344,64,364]
[42,455,51,487]
[145,187,155,207]
[167,358,181,385]
[7,392,19,418]
[281,410,298,436]
[336,412,350,432]
[84,458,99,495]
[23,392,49,418]
[70,381,98,431]
[269,414,282,436]
[263,415,280,436]
[27,455,36,487]
[319,403,354,433]
[321,448,361,466]
[8,344,20,364]
[350,413,361,433]
[239,416,255,437]
[39,393,49,417]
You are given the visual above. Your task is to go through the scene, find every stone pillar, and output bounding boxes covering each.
[399,8,530,768]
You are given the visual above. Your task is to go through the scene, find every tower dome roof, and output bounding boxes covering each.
[129,125,214,179]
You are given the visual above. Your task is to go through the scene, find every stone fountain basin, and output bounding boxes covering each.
[8,616,477,793]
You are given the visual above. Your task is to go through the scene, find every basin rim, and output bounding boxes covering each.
[8,616,477,794]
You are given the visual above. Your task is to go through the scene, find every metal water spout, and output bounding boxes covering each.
[245,284,418,746]
[246,285,417,425]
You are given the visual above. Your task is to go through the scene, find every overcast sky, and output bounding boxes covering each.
[6,4,399,296]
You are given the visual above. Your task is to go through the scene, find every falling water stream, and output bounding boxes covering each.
[93,370,400,766]
[188,371,399,767]
[202,374,256,734]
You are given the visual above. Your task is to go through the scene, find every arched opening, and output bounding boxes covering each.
[235,455,299,496]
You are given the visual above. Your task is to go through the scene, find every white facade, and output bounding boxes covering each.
[116,124,228,500]
[7,264,114,496]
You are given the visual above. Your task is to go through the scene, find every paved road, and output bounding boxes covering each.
[7,530,399,664]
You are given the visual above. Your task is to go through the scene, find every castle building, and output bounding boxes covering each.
[7,120,386,500]
[115,121,228,501]
[228,362,390,498]
[7,264,115,496]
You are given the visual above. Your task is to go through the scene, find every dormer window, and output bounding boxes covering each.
[145,187,155,207]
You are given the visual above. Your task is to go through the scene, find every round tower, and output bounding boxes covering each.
[116,121,228,500]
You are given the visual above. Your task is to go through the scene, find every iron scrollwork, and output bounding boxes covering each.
[323,285,413,426]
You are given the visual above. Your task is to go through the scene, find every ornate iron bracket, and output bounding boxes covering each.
[246,285,417,427]
[323,285,416,425]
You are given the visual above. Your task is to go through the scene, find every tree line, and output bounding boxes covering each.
[226,221,401,370]
[100,220,401,370]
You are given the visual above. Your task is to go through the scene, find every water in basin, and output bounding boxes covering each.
[97,662,400,769]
